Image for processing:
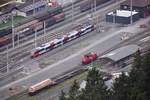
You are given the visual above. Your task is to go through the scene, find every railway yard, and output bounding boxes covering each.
[0,0,150,100]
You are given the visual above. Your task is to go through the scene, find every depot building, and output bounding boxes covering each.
[120,0,150,18]
[106,10,140,24]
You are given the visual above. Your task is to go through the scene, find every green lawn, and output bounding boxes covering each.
[0,15,26,29]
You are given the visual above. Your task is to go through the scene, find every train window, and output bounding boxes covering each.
[56,41,62,45]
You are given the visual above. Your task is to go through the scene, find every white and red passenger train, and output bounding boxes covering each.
[30,23,95,58]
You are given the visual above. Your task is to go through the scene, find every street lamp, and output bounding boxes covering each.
[17,32,19,46]
[6,46,9,73]
[130,0,133,24]
[33,0,35,16]
[34,28,37,48]
[113,11,116,24]
[11,10,15,48]
[94,0,96,12]
[44,21,46,42]
[71,0,74,24]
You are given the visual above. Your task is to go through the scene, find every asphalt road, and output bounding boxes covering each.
[7,26,150,100]
[0,0,124,76]
[0,0,117,52]
[0,0,121,71]
[0,15,150,99]
[0,22,121,87]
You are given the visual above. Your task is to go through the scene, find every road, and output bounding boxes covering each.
[0,15,150,99]
[7,25,150,100]
[0,0,122,71]
[0,0,125,83]
[0,0,117,52]
[0,22,121,87]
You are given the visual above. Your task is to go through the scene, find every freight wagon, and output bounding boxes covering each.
[28,79,56,95]
[0,6,65,47]
[80,0,110,12]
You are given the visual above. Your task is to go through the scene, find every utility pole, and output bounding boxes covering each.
[113,11,116,24]
[33,0,35,16]
[17,32,19,46]
[44,21,46,42]
[90,1,94,24]
[6,46,9,73]
[94,0,96,12]
[94,0,99,32]
[34,28,37,48]
[11,11,15,48]
[113,0,117,24]
[130,0,133,24]
[71,0,74,24]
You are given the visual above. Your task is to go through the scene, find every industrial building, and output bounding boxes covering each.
[100,45,141,67]
[106,10,140,24]
[0,0,24,12]
[120,0,150,18]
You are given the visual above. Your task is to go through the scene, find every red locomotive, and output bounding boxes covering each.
[82,52,97,65]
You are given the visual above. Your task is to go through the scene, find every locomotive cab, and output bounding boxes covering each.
[82,52,97,65]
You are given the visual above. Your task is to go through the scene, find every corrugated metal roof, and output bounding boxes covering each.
[122,0,150,7]
[100,45,141,62]
[19,0,47,12]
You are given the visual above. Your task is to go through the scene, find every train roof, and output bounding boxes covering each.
[62,34,68,38]
[41,42,51,48]
[67,30,79,37]
[35,46,44,50]
[53,38,63,43]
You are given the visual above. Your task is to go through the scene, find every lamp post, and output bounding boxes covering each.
[11,10,15,48]
[94,0,97,24]
[44,21,46,42]
[17,31,20,46]
[71,0,74,24]
[33,0,35,16]
[94,0,96,12]
[6,46,9,73]
[130,0,133,24]
[34,28,37,48]
[113,11,116,24]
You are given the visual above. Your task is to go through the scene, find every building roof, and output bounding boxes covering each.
[107,10,138,17]
[0,0,24,8]
[16,0,47,12]
[20,0,47,12]
[122,0,150,7]
[100,45,141,62]
[0,0,25,16]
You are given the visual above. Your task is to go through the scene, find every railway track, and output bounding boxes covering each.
[7,33,150,100]
[0,0,123,71]
[0,17,149,99]
[0,0,116,52]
